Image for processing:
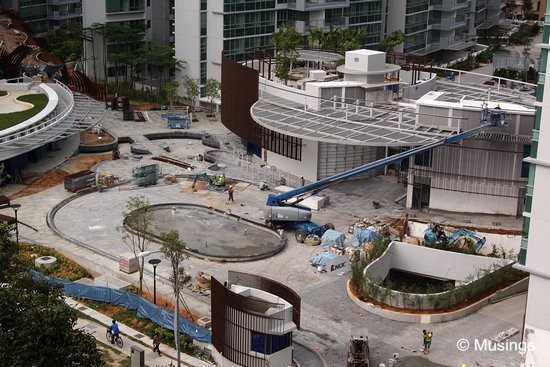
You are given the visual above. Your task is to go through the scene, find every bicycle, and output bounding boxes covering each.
[106,328,124,348]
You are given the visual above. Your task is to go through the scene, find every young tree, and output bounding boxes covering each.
[272,25,302,84]
[378,30,405,63]
[0,224,103,366]
[0,163,10,190]
[0,223,18,281]
[164,80,180,108]
[44,23,85,63]
[340,27,365,51]
[204,78,221,117]
[117,195,154,296]
[182,75,200,120]
[160,230,188,367]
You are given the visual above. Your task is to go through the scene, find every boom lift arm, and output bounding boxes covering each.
[264,109,506,224]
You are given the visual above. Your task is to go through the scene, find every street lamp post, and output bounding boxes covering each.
[148,258,161,305]
[139,251,181,367]
[11,204,21,248]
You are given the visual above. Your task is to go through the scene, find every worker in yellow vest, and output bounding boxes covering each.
[423,330,433,354]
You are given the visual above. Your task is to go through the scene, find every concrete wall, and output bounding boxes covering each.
[386,1,406,53]
[175,1,201,90]
[430,188,518,216]
[348,277,528,323]
[522,275,550,366]
[208,1,224,82]
[363,242,513,309]
[261,78,309,106]
[367,242,510,283]
[82,0,106,80]
[265,139,319,182]
[401,71,437,100]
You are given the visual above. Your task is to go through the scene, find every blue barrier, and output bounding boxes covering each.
[32,271,212,343]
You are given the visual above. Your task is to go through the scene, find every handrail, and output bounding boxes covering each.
[431,66,537,91]
[0,80,74,145]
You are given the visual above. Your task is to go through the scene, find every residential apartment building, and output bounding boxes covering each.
[174,0,505,95]
[0,0,81,34]
[517,4,550,366]
[81,0,173,82]
[173,0,384,89]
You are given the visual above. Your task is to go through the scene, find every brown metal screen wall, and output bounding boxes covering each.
[211,278,290,367]
[228,270,301,329]
[221,54,262,147]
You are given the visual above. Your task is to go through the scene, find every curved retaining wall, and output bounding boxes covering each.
[123,203,286,262]
[347,278,528,324]
[363,241,517,310]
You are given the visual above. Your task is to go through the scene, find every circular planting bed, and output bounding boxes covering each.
[79,129,117,153]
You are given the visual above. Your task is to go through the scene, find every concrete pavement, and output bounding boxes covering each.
[67,297,212,367]
[4,107,527,367]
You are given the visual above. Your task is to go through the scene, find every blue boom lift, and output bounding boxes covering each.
[264,106,507,243]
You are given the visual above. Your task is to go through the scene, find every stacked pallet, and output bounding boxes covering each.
[132,164,159,186]
[64,170,96,192]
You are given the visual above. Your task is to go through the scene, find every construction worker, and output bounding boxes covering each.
[423,330,433,354]
[227,185,234,202]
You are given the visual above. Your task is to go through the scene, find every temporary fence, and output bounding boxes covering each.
[32,271,212,343]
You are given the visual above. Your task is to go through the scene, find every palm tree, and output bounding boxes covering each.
[308,26,325,48]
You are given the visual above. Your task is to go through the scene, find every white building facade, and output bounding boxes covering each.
[516,5,550,366]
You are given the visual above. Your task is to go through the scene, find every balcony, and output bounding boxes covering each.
[286,0,349,11]
[295,17,348,33]
[431,0,468,11]
[410,42,442,56]
[440,33,475,50]
[432,15,467,30]
[47,0,81,4]
[50,9,82,20]
[477,15,504,30]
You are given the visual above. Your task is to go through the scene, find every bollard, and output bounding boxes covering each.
[130,345,145,367]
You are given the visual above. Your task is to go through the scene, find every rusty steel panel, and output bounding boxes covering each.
[221,54,262,147]
[228,270,301,330]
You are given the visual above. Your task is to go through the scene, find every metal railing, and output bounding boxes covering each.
[0,80,74,145]
[431,66,537,91]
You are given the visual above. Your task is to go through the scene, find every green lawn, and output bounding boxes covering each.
[0,93,49,130]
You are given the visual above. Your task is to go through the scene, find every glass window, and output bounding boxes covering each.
[106,0,145,13]
[406,0,429,14]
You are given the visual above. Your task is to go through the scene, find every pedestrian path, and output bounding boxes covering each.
[66,297,213,367]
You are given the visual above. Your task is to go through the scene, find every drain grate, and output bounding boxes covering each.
[134,334,144,339]
[78,306,88,311]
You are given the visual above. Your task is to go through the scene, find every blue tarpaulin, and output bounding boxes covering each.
[309,252,339,271]
[351,226,380,247]
[320,229,346,247]
[31,271,211,343]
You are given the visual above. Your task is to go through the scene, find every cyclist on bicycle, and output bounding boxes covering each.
[109,320,120,344]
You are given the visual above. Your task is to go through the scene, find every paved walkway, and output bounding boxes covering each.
[2,108,526,367]
[67,297,212,367]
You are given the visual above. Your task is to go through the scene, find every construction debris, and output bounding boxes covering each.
[490,327,519,344]
[187,271,212,295]
[152,155,195,170]
[64,170,96,193]
[97,173,118,188]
